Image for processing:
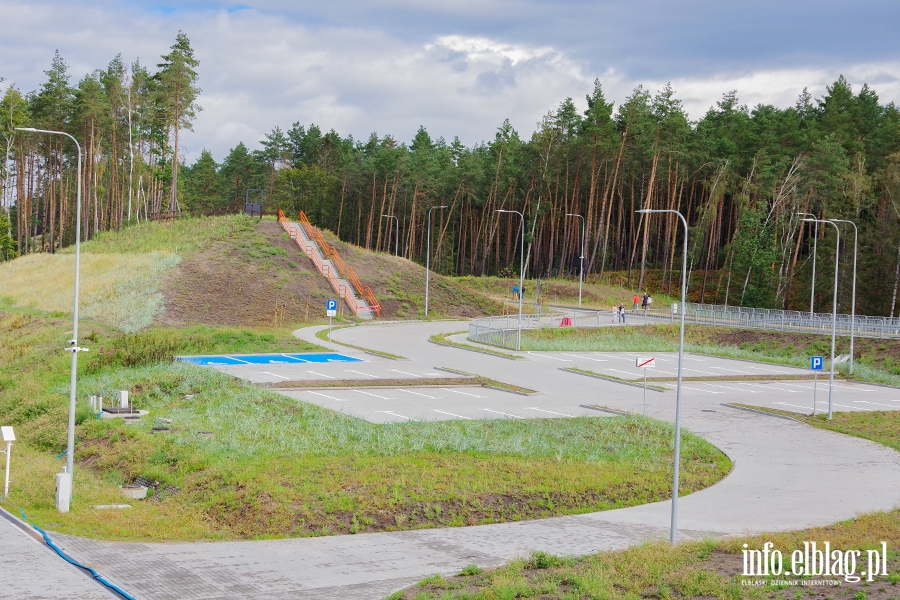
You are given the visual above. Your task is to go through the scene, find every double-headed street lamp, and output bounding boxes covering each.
[17,127,84,512]
[803,218,841,420]
[424,205,447,317]
[382,214,399,256]
[796,212,818,314]
[565,213,585,307]
[829,219,857,375]
[636,208,687,544]
[496,209,525,351]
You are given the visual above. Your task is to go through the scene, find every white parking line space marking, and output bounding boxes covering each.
[375,411,416,421]
[705,384,759,393]
[740,383,801,393]
[305,391,348,401]
[442,388,483,398]
[396,389,437,399]
[607,368,640,377]
[481,409,524,419]
[353,390,395,400]
[305,370,335,379]
[226,356,251,364]
[682,386,723,394]
[259,371,289,380]
[682,367,717,375]
[524,407,574,417]
[433,410,471,420]
[281,354,309,362]
[709,367,751,374]
[853,401,899,409]
[775,401,869,412]
[389,369,422,378]
[527,352,571,362]
[563,354,606,361]
[829,384,875,392]
[346,370,379,378]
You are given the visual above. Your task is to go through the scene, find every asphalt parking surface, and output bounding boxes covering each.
[278,385,604,423]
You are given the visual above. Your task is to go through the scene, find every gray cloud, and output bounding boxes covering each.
[2,0,898,163]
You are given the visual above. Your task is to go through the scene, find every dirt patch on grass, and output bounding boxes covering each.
[322,232,501,319]
[157,220,336,327]
[157,220,500,325]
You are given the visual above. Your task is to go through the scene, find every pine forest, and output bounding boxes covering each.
[3,33,900,316]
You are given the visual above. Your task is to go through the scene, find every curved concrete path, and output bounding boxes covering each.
[37,321,900,599]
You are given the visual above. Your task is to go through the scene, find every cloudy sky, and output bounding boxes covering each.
[2,0,899,162]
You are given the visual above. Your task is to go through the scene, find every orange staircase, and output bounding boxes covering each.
[278,209,381,318]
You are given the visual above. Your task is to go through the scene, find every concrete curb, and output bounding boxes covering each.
[579,404,630,416]
[719,403,803,422]
[559,367,669,393]
[428,338,524,360]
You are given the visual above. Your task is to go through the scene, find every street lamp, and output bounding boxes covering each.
[17,127,85,511]
[382,214,399,256]
[424,205,447,316]
[829,219,857,375]
[637,208,687,544]
[796,212,818,314]
[565,213,585,307]
[496,209,525,351]
[804,219,841,420]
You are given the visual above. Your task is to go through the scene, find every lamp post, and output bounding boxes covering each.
[637,208,687,544]
[829,219,857,375]
[382,214,399,256]
[424,205,447,316]
[17,127,84,510]
[497,209,525,351]
[796,212,818,314]
[804,219,840,420]
[565,213,585,307]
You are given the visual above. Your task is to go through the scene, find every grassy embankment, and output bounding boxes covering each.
[518,324,900,387]
[395,411,900,599]
[452,275,678,312]
[0,217,729,541]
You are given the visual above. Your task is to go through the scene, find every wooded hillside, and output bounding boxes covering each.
[3,38,900,315]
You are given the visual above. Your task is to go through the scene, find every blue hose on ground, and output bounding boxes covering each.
[17,506,137,600]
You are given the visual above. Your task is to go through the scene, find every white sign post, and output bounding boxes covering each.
[326,300,337,350]
[1,426,14,497]
[810,355,824,416]
[636,357,656,415]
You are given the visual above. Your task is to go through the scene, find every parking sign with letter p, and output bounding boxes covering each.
[326,299,337,316]
[810,356,824,371]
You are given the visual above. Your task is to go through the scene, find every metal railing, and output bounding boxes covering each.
[469,301,900,350]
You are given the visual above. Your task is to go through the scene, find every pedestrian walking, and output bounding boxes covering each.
[619,304,626,323]
[632,294,640,312]
[641,293,649,312]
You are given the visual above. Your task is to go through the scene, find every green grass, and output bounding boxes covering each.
[63,213,257,255]
[736,407,900,454]
[0,309,730,542]
[396,509,900,599]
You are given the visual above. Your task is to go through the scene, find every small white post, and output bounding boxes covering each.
[329,314,333,350]
[812,371,818,417]
[643,367,647,416]
[4,442,11,497]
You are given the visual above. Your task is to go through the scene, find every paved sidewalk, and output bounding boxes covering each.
[26,321,900,599]
[0,507,115,599]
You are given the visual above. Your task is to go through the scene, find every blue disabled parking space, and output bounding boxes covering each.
[177,353,364,366]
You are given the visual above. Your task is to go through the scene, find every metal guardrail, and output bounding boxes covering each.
[469,302,900,350]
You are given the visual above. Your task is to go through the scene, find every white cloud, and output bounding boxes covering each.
[2,1,898,165]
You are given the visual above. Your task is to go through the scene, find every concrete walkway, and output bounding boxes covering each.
[0,506,116,599]
[25,321,900,599]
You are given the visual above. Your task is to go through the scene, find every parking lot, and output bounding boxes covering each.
[525,351,808,379]
[277,385,605,423]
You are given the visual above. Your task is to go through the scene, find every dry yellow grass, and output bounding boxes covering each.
[0,251,179,332]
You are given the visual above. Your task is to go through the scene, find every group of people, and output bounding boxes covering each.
[610,292,653,323]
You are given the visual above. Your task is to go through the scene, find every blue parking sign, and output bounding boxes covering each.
[326,299,337,311]
[810,356,824,371]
